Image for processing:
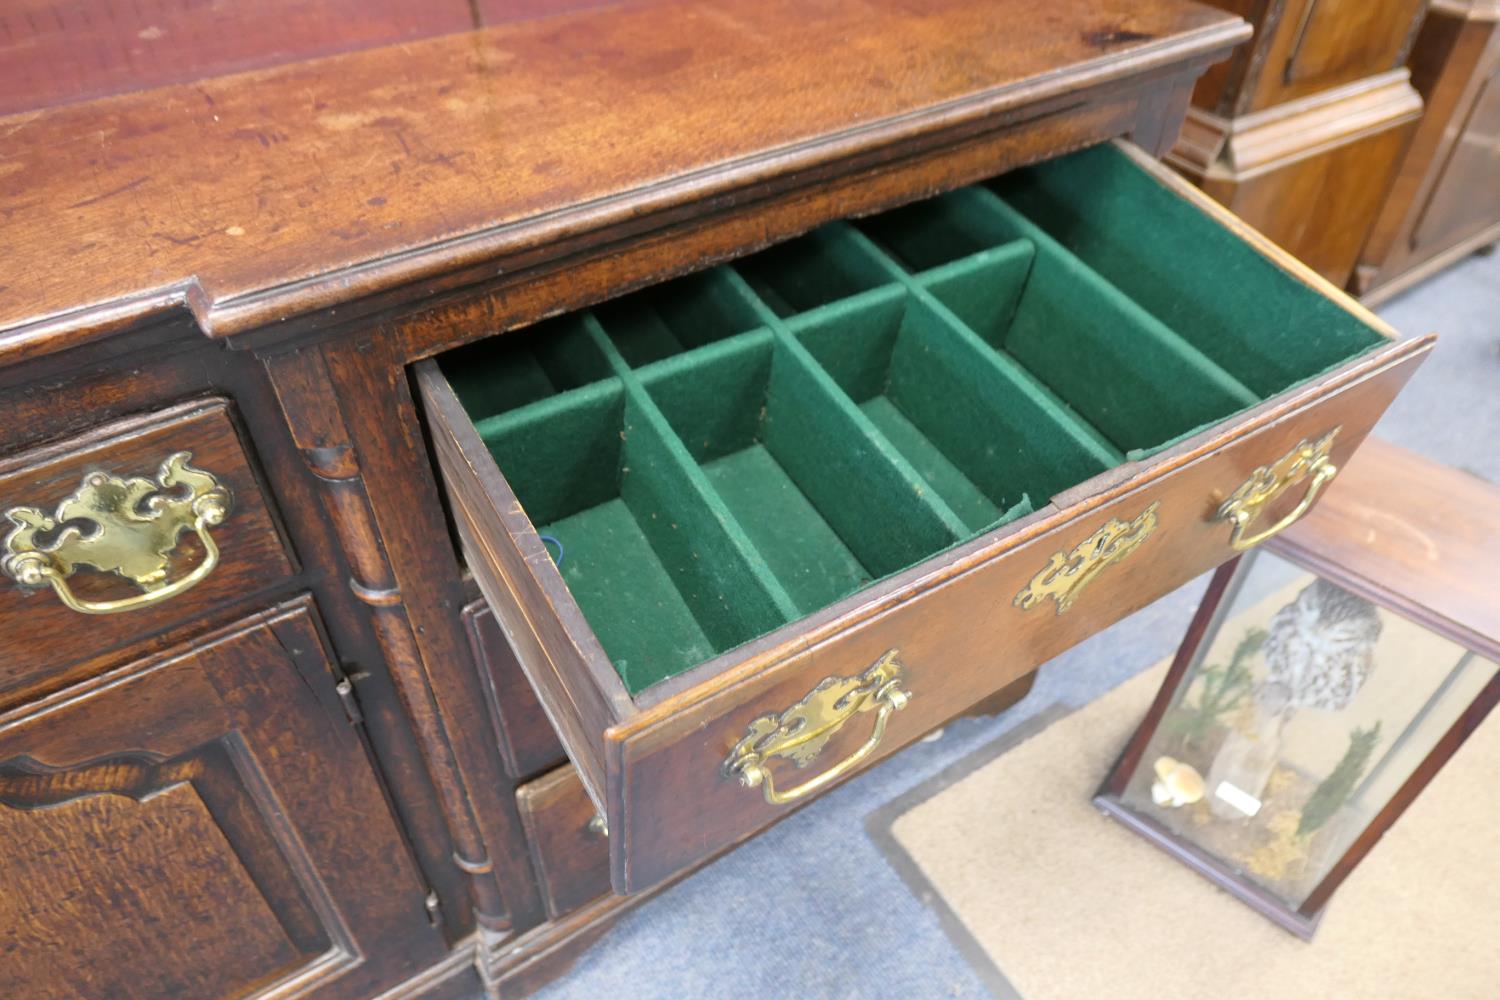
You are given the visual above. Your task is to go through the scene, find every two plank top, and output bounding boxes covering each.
[0,0,1244,343]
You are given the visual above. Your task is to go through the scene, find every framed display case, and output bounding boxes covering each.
[1096,438,1500,937]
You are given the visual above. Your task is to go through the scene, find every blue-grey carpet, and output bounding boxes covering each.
[526,249,1500,1000]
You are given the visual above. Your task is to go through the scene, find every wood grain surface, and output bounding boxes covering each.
[465,597,568,782]
[1357,3,1500,300]
[0,0,1245,340]
[0,0,472,117]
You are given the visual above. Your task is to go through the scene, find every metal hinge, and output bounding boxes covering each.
[330,665,450,933]
[332,669,368,725]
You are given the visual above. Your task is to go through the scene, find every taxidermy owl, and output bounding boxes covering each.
[1261,579,1383,712]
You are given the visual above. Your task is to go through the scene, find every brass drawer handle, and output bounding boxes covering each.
[2,451,232,615]
[723,650,910,806]
[1216,429,1339,552]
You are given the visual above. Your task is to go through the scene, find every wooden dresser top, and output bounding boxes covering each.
[0,0,1244,349]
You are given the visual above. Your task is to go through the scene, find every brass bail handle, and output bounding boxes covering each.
[2,451,232,615]
[1216,428,1339,552]
[723,650,912,806]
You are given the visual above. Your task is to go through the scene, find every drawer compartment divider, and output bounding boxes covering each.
[714,269,974,539]
[473,371,797,695]
[964,186,1261,453]
[635,310,969,612]
[989,146,1382,398]
[825,224,1126,499]
[849,189,1262,456]
[444,313,617,417]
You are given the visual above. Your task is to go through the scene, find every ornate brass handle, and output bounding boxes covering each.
[1216,429,1339,552]
[723,650,911,806]
[1013,501,1160,615]
[2,451,232,615]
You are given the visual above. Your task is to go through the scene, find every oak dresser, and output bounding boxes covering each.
[0,2,1432,997]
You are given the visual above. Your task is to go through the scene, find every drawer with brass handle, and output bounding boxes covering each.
[0,399,293,706]
[418,141,1431,893]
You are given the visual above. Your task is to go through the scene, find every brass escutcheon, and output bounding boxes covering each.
[1216,428,1339,551]
[723,650,910,806]
[1014,501,1160,615]
[2,451,232,615]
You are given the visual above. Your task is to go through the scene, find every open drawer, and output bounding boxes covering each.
[417,141,1431,893]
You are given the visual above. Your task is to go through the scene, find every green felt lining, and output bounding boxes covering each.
[735,227,894,317]
[477,371,799,693]
[440,144,1386,694]
[592,268,765,366]
[789,282,1086,526]
[856,188,1262,454]
[444,314,614,416]
[832,225,1126,489]
[989,144,1385,398]
[642,303,969,578]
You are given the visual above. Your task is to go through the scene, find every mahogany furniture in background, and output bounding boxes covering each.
[1098,438,1500,935]
[1167,0,1428,287]
[1356,0,1500,303]
[0,1,1435,996]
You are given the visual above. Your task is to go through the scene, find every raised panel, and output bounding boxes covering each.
[0,785,304,1000]
[1246,0,1427,110]
[0,598,443,999]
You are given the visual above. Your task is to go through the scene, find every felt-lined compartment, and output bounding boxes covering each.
[735,227,893,316]
[791,283,1075,530]
[439,143,1388,695]
[592,268,766,367]
[473,376,795,693]
[639,328,967,615]
[989,143,1385,398]
[851,190,1261,455]
[443,314,614,416]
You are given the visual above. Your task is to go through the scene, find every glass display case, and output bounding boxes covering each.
[1095,439,1500,937]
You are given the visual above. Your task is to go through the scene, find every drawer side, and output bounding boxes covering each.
[419,363,631,806]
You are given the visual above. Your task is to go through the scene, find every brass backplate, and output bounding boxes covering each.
[1014,501,1160,615]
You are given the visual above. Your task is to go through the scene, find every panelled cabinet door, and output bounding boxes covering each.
[0,598,444,1000]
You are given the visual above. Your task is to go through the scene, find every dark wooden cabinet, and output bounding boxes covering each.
[464,598,568,783]
[0,600,444,999]
[0,1,1436,997]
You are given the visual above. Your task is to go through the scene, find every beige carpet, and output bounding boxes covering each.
[877,662,1500,1000]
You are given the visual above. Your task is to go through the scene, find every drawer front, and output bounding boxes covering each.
[419,141,1432,893]
[0,398,293,706]
[610,340,1426,889]
[516,765,612,920]
[464,598,568,780]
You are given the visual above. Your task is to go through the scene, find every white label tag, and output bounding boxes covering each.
[1214,781,1263,817]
